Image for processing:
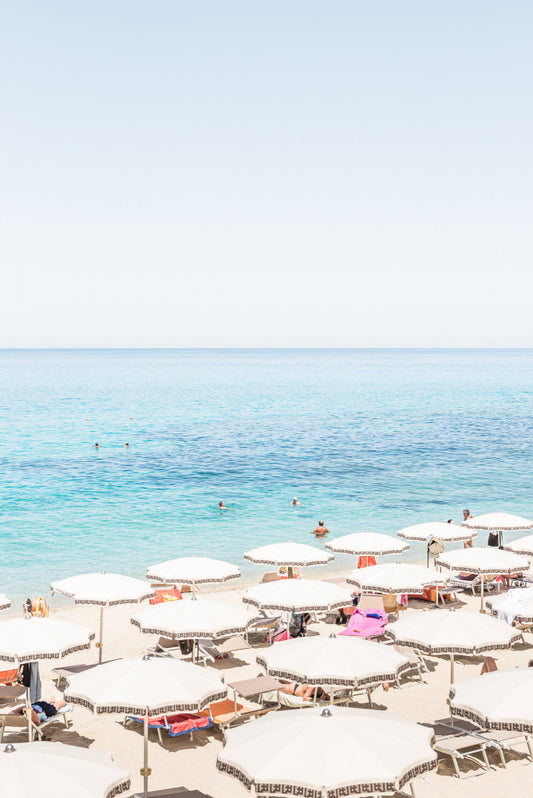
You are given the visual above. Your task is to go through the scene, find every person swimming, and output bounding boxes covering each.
[291,497,301,506]
[94,443,100,449]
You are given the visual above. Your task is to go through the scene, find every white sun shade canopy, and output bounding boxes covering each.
[436,547,529,575]
[504,534,533,555]
[51,573,154,606]
[487,588,533,624]
[398,522,476,542]
[347,563,448,594]
[65,657,226,716]
[131,598,253,640]
[217,705,436,797]
[146,556,240,585]
[462,512,533,531]
[256,634,411,688]
[450,669,533,732]
[326,532,409,555]
[244,541,333,566]
[0,741,130,798]
[243,579,352,613]
[386,609,521,655]
[0,617,94,664]
[0,595,10,611]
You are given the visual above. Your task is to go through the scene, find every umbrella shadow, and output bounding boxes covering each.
[207,656,249,670]
[42,728,95,748]
[124,721,212,751]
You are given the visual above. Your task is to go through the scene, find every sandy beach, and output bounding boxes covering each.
[3,567,533,798]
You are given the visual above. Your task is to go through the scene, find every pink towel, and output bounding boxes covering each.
[338,608,388,639]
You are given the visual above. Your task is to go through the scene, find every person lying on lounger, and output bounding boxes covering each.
[279,680,328,701]
[13,698,66,725]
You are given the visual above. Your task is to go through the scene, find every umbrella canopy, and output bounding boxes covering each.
[146,556,240,585]
[486,587,533,624]
[0,595,10,611]
[64,656,226,716]
[217,705,437,797]
[398,522,476,542]
[65,657,226,798]
[387,609,521,655]
[244,541,333,566]
[256,634,411,689]
[0,617,94,664]
[326,532,408,556]
[450,668,533,732]
[242,579,352,613]
[1,741,130,798]
[462,512,533,531]
[131,598,253,640]
[504,533,533,555]
[51,572,155,663]
[436,546,529,575]
[51,573,154,606]
[386,609,520,684]
[347,563,447,594]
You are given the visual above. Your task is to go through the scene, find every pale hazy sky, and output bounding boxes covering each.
[2,2,532,347]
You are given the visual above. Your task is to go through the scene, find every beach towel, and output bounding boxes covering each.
[338,607,387,639]
[127,712,212,737]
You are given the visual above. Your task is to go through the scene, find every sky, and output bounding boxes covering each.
[1,1,532,347]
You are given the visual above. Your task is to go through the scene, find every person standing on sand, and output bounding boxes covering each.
[312,521,329,537]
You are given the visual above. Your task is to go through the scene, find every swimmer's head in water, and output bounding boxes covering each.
[319,521,324,526]
[219,501,225,507]
[124,442,129,447]
[95,443,99,448]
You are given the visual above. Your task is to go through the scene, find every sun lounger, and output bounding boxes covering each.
[125,712,212,743]
[0,685,25,706]
[196,635,250,665]
[0,668,19,686]
[435,717,533,767]
[198,698,263,730]
[0,704,73,742]
[134,787,214,797]
[246,613,283,645]
[357,595,385,612]
[385,643,427,684]
[261,572,282,583]
[421,721,492,778]
[338,607,388,640]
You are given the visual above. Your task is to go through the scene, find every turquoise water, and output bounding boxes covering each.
[1,349,532,599]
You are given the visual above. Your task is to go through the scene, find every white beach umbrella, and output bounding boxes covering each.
[435,547,530,611]
[503,533,533,555]
[131,598,253,642]
[347,563,448,595]
[0,617,94,664]
[65,657,226,798]
[326,532,408,556]
[244,541,333,567]
[217,705,437,797]
[242,579,352,613]
[0,741,130,798]
[256,634,411,691]
[486,587,533,624]
[146,556,240,588]
[386,609,521,684]
[398,521,476,543]
[51,572,154,663]
[462,512,533,532]
[0,595,10,611]
[450,668,533,732]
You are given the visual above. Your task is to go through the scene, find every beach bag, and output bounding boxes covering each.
[488,531,502,548]
[428,538,444,556]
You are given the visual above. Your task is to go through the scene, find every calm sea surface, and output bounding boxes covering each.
[1,349,532,600]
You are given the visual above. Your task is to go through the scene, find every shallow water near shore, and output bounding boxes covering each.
[1,348,532,599]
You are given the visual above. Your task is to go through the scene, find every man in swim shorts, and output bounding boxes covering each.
[312,521,329,537]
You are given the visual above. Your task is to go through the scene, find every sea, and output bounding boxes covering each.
[1,348,532,601]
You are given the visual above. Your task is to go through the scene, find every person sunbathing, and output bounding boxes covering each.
[13,698,66,725]
[279,680,327,701]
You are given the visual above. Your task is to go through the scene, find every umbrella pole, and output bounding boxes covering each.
[141,706,151,798]
[450,653,455,686]
[480,575,485,613]
[25,685,32,742]
[98,606,104,664]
